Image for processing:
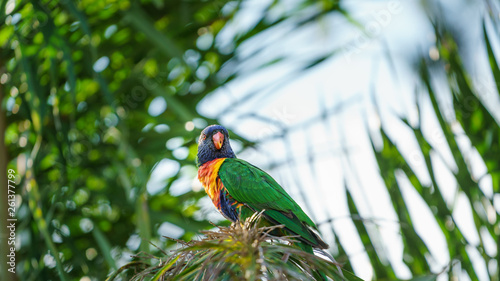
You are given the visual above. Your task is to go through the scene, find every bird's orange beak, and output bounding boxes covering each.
[213,132,224,150]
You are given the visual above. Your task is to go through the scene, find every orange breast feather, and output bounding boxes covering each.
[197,158,226,209]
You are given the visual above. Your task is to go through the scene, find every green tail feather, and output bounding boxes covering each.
[297,243,328,281]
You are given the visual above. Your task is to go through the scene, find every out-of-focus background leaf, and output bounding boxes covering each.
[0,0,499,280]
[1,0,243,280]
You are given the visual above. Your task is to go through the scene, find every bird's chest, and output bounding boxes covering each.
[198,159,226,207]
[198,159,241,221]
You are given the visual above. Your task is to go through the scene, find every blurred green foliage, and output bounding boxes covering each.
[0,0,245,280]
[366,19,500,280]
[363,16,500,281]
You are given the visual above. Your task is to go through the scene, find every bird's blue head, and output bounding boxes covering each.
[197,125,236,166]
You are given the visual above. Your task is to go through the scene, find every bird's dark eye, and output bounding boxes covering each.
[201,134,207,141]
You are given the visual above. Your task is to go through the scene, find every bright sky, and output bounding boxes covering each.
[148,0,500,280]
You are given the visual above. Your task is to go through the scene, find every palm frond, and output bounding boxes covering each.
[109,212,362,281]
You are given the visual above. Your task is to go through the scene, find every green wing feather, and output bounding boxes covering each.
[218,158,327,249]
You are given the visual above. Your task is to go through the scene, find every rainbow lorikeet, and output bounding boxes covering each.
[197,125,329,255]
